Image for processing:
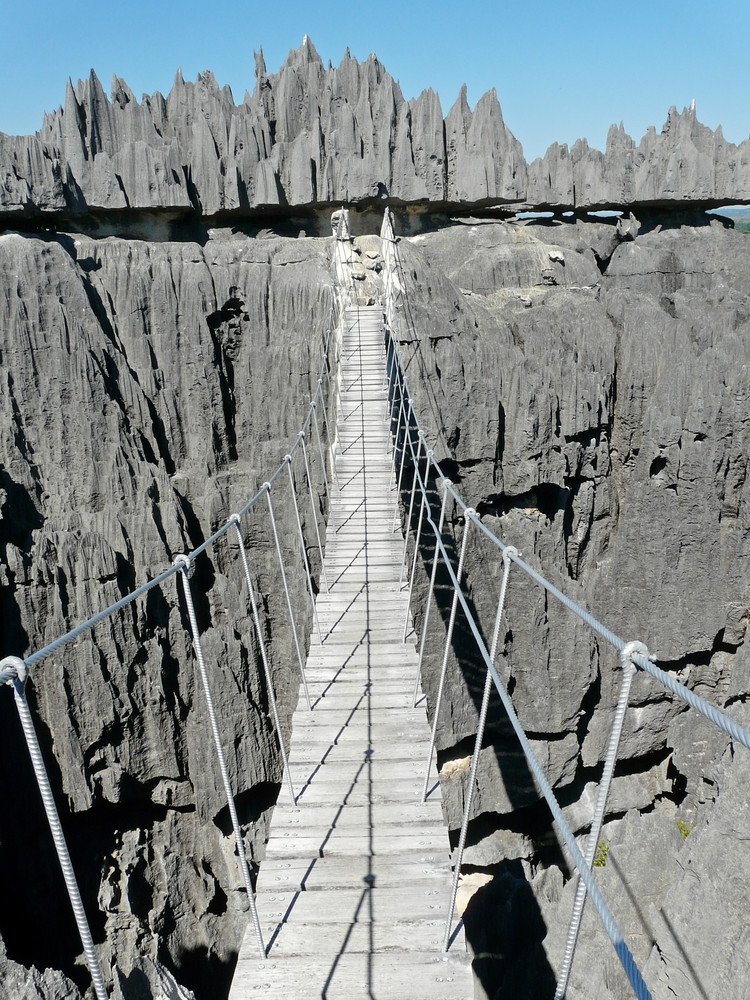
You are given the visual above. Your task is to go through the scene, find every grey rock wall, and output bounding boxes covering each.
[0,226,333,997]
[2,39,750,218]
[386,212,749,998]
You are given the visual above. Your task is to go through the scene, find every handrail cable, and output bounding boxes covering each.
[380,205,750,1000]
[0,220,347,992]
[380,205,750,750]
[389,427,652,999]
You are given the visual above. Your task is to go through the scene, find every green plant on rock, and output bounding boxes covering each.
[677,818,696,840]
[593,839,611,868]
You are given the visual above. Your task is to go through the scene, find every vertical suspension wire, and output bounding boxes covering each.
[554,641,651,999]
[398,435,424,576]
[392,397,413,501]
[383,330,392,396]
[420,512,475,803]
[311,403,331,505]
[386,328,405,460]
[322,356,337,426]
[317,379,340,493]
[442,546,518,951]
[229,515,296,804]
[413,481,451,707]
[173,557,266,957]
[2,658,110,1000]
[286,455,324,645]
[264,485,311,710]
[388,390,405,461]
[300,434,329,593]
[322,355,333,399]
[402,448,434,639]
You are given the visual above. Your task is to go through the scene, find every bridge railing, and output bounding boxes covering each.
[379,206,750,1000]
[0,219,349,996]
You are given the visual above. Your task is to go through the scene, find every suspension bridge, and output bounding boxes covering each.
[229,303,471,998]
[1,208,749,1000]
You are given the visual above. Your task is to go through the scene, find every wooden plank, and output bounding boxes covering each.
[304,692,418,710]
[267,804,443,833]
[263,831,449,858]
[261,917,452,957]
[253,886,453,925]
[288,721,428,745]
[283,744,435,768]
[302,676,421,691]
[230,951,472,1000]
[290,769,428,792]
[292,782,429,808]
[306,641,421,656]
[257,854,451,892]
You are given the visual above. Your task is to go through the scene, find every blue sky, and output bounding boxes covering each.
[2,0,749,162]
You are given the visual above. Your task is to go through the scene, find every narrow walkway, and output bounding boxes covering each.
[229,306,471,998]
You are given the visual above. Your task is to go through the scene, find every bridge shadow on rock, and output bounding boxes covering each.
[463,860,557,1000]
[170,942,237,1000]
[390,382,562,998]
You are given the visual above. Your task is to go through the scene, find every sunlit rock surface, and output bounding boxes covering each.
[2,39,750,217]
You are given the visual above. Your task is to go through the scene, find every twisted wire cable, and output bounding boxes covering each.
[230,517,296,805]
[554,642,647,999]
[2,659,110,1000]
[442,545,518,952]
[175,558,266,957]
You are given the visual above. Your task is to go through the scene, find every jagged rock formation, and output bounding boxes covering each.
[391,213,750,999]
[1,38,750,1000]
[0,227,333,998]
[1,205,748,1000]
[2,38,750,218]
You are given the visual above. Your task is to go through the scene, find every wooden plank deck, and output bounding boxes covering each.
[229,306,472,999]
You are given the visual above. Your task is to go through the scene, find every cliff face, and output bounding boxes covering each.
[389,213,750,999]
[1,210,749,1000]
[2,38,750,218]
[0,226,333,998]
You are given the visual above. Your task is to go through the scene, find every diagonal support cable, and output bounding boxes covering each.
[399,435,424,577]
[442,546,518,950]
[264,484,311,710]
[311,402,331,505]
[403,448,434,637]
[229,515,296,804]
[286,455,324,644]
[317,375,340,492]
[392,398,413,503]
[300,433,329,592]
[420,511,475,803]
[413,480,451,707]
[174,556,266,958]
[1,657,110,1000]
